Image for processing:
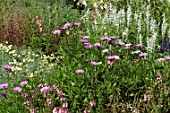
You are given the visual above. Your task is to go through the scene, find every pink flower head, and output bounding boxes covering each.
[125,43,134,49]
[94,42,102,48]
[24,98,32,105]
[0,83,8,89]
[84,109,91,113]
[64,23,71,27]
[117,40,125,46]
[20,81,28,87]
[30,107,36,113]
[52,30,61,34]
[100,36,111,41]
[84,60,89,63]
[40,86,50,93]
[74,22,81,26]
[46,98,52,106]
[90,100,96,107]
[165,56,170,60]
[80,39,88,43]
[22,93,29,98]
[136,44,143,49]
[109,36,117,40]
[60,97,66,102]
[91,61,102,66]
[139,53,148,57]
[132,50,141,54]
[157,71,162,83]
[53,107,68,113]
[144,93,150,101]
[102,49,109,53]
[13,87,22,93]
[157,58,165,62]
[4,65,12,70]
[107,56,120,60]
[82,36,90,39]
[85,43,92,49]
[62,101,68,108]
[76,69,84,74]
[61,26,68,30]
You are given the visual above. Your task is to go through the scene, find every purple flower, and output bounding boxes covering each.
[0,83,8,89]
[1,93,7,98]
[84,60,89,63]
[40,86,50,93]
[117,40,125,46]
[60,26,68,30]
[91,61,102,66]
[66,42,70,47]
[20,81,28,87]
[52,30,61,34]
[100,36,111,41]
[157,58,165,62]
[74,22,81,26]
[80,39,88,43]
[94,42,102,48]
[109,36,117,40]
[165,56,170,60]
[125,43,134,49]
[110,50,115,55]
[107,56,120,60]
[4,65,12,70]
[82,36,90,39]
[85,44,92,49]
[139,53,148,57]
[76,69,84,74]
[13,87,22,93]
[136,44,143,49]
[64,23,71,27]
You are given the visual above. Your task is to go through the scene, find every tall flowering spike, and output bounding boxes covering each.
[13,87,22,93]
[4,65,12,70]
[0,83,8,89]
[76,69,84,74]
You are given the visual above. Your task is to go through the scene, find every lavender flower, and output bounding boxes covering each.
[157,58,165,62]
[74,22,81,26]
[76,69,84,74]
[4,65,12,70]
[20,81,28,87]
[0,83,8,89]
[13,87,22,93]
[52,30,61,34]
